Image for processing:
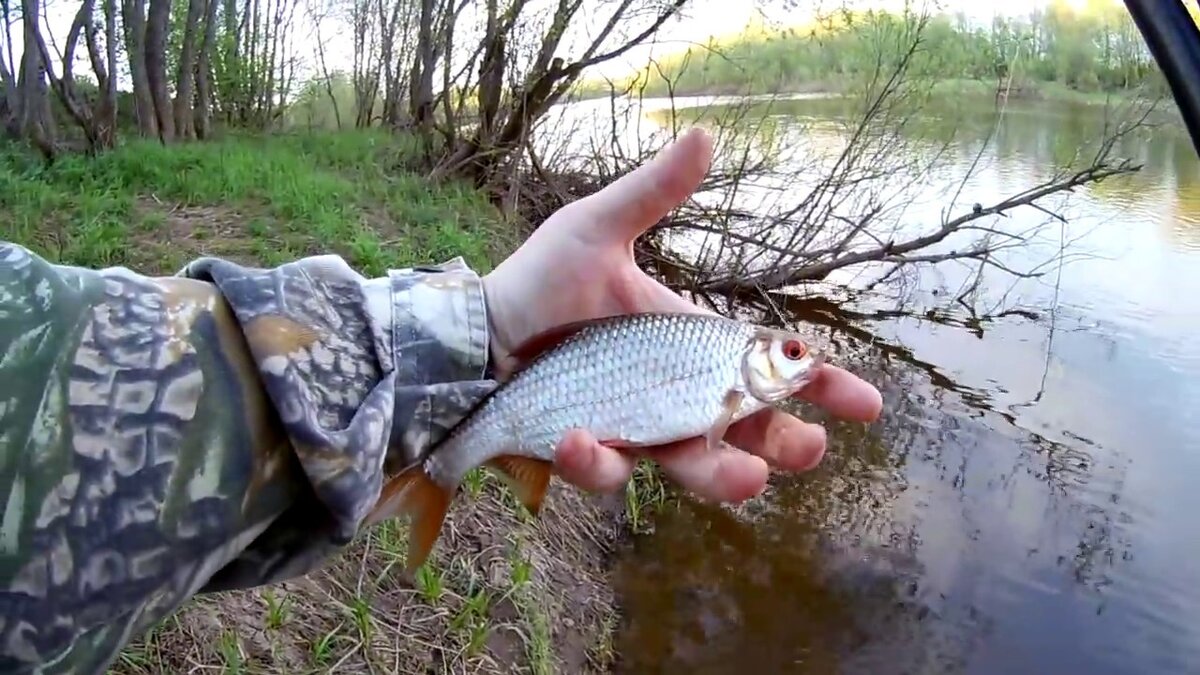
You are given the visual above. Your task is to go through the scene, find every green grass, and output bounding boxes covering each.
[624,460,669,535]
[0,129,508,278]
[0,129,636,673]
[0,128,680,674]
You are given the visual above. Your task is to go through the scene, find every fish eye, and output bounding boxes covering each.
[782,339,806,360]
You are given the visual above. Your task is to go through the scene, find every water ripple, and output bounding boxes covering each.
[607,95,1200,675]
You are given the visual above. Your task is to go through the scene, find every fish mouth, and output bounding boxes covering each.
[790,352,826,390]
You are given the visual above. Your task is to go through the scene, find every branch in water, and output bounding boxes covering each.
[527,3,1156,318]
[695,160,1141,294]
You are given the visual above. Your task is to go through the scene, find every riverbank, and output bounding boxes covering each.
[571,76,1164,110]
[0,130,661,673]
[928,77,1165,107]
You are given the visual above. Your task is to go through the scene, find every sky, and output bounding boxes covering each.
[13,0,1098,90]
[295,0,1094,83]
[487,0,1102,81]
[563,0,1081,79]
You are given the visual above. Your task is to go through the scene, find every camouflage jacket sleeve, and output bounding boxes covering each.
[0,241,499,674]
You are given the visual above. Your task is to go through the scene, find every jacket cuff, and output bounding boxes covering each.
[174,253,497,559]
[381,256,492,386]
[373,258,500,475]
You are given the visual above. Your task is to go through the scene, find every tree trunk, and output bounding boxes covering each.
[220,0,238,126]
[84,0,118,148]
[36,0,100,148]
[122,0,158,137]
[145,0,175,141]
[409,0,436,136]
[378,0,398,128]
[173,0,206,140]
[0,28,19,137]
[246,0,260,125]
[478,0,503,138]
[194,0,219,138]
[17,0,56,156]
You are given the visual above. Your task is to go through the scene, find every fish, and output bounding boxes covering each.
[365,311,826,572]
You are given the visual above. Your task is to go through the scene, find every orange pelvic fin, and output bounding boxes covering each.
[486,454,553,516]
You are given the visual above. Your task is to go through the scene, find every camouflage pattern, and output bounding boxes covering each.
[0,241,499,674]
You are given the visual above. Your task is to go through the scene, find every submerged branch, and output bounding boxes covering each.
[695,160,1141,293]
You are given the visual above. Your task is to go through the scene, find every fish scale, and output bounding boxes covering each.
[426,312,763,487]
[367,311,823,573]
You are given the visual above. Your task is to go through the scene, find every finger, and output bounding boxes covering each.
[642,438,770,503]
[608,266,712,317]
[798,364,883,423]
[723,408,827,472]
[636,272,719,315]
[574,127,714,246]
[552,428,636,494]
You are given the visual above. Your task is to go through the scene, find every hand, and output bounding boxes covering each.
[481,127,882,503]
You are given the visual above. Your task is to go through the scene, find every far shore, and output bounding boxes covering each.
[567,77,1174,113]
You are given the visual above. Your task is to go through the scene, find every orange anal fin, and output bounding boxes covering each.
[364,467,453,574]
[485,454,553,516]
[707,389,744,452]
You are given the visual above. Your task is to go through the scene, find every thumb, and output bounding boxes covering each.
[576,127,714,245]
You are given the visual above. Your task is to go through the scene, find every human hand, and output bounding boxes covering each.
[480,128,882,504]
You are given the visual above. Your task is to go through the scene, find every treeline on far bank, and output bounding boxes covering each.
[576,1,1172,100]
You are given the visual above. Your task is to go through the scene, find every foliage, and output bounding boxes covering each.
[1,0,691,191]
[564,4,1153,306]
[577,1,1168,99]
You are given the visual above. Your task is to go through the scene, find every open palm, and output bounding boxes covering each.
[481,128,882,503]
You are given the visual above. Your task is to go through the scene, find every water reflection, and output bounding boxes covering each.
[614,315,1197,674]
[606,95,1200,674]
[1168,180,1200,251]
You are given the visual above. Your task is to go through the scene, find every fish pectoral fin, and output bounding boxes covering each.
[486,455,552,516]
[707,389,745,452]
[365,467,452,574]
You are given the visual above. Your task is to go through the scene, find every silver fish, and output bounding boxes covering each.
[366,311,825,571]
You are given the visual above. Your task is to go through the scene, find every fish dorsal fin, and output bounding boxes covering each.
[495,315,621,380]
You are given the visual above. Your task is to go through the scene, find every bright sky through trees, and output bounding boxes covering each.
[24,0,1122,93]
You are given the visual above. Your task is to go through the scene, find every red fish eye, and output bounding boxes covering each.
[783,339,806,360]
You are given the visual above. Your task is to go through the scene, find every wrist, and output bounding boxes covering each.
[480,273,507,376]
[481,272,533,380]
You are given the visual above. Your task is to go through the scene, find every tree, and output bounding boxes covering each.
[536,4,1154,317]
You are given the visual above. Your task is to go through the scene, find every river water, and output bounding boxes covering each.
[553,93,1200,673]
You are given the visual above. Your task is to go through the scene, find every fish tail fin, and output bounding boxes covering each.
[486,455,552,516]
[366,465,454,574]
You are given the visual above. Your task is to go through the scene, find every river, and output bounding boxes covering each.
[547,92,1200,673]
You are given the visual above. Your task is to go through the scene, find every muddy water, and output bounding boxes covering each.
[606,96,1200,674]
